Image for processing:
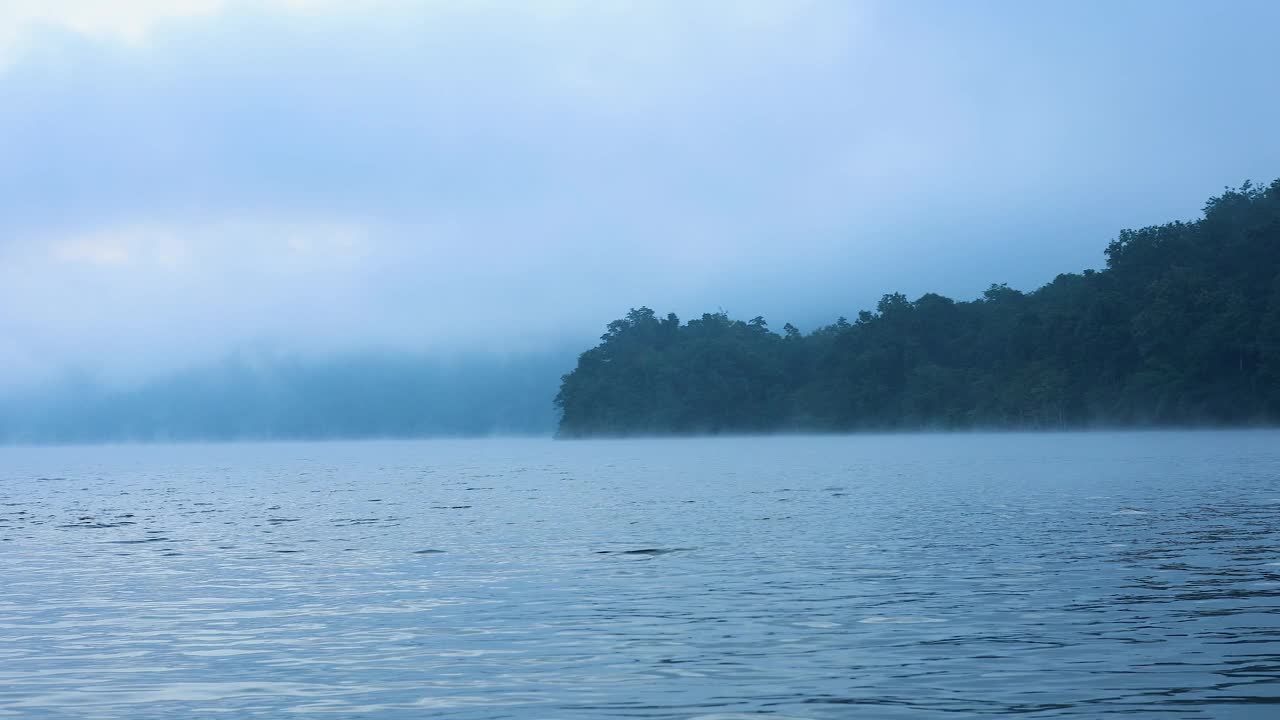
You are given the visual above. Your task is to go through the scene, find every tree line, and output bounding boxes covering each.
[555,180,1280,436]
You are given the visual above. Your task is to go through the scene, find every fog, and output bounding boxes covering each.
[0,350,570,443]
[2,0,1278,439]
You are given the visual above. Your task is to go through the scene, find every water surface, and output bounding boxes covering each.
[2,432,1278,718]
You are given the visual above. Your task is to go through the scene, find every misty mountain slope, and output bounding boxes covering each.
[0,352,570,443]
[556,180,1280,436]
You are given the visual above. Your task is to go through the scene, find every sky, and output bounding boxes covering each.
[2,0,1279,391]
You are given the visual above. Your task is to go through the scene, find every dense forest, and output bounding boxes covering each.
[556,180,1280,436]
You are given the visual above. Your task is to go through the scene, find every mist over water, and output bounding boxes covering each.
[0,351,571,443]
[2,432,1279,718]
[2,2,1279,716]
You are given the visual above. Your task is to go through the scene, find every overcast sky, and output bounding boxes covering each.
[2,0,1278,389]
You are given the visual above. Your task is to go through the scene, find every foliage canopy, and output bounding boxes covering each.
[556,180,1280,436]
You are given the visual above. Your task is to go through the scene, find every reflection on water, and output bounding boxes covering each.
[1,432,1278,718]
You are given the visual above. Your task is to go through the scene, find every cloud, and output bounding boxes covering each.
[0,0,221,70]
[1,1,1278,391]
[0,0,364,68]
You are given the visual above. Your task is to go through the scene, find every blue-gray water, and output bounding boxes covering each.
[2,432,1278,719]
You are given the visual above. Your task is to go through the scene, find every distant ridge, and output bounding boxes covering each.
[0,352,569,444]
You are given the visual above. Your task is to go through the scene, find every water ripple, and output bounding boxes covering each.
[1,432,1279,718]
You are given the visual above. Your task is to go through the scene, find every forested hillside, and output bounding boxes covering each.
[556,181,1280,436]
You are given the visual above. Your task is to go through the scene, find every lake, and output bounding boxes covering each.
[1,432,1278,718]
